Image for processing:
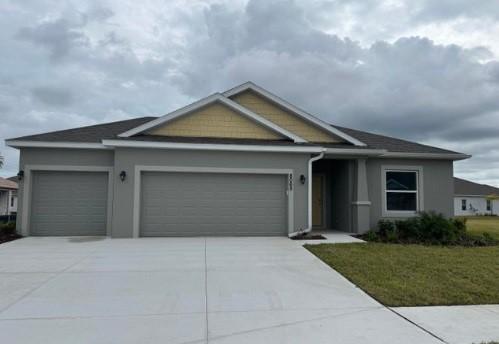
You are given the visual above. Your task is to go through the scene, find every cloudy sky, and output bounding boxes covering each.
[1,0,498,186]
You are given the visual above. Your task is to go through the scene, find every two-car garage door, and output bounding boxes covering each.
[140,172,288,236]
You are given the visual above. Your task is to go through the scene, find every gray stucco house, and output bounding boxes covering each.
[6,82,470,237]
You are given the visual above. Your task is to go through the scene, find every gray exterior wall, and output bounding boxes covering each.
[315,157,454,233]
[366,158,454,230]
[16,148,114,234]
[14,147,454,237]
[112,148,310,237]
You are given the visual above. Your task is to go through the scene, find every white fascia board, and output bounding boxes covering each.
[381,152,471,160]
[222,82,367,147]
[5,140,109,149]
[102,139,324,153]
[117,93,306,143]
[325,148,386,156]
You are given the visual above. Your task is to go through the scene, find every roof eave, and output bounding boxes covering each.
[102,139,324,153]
[5,140,110,150]
[380,152,471,160]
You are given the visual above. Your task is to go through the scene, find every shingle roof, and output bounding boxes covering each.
[454,177,499,196]
[8,116,464,156]
[9,117,155,143]
[7,176,18,183]
[0,177,18,190]
[332,125,460,154]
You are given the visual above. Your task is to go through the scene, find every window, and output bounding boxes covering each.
[461,199,467,211]
[385,170,418,212]
[10,196,14,207]
[487,199,491,211]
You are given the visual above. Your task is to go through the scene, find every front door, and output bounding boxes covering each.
[312,174,324,227]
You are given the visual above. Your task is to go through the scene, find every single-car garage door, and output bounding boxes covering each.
[30,171,109,236]
[140,172,288,236]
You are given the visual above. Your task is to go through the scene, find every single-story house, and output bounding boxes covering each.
[6,82,470,237]
[454,177,499,216]
[0,176,18,216]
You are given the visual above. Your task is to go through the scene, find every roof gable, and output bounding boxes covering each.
[118,94,306,143]
[229,89,340,143]
[223,82,366,146]
[146,102,285,140]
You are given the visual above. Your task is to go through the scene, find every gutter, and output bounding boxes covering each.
[101,139,324,153]
[324,148,386,156]
[5,140,110,150]
[288,150,325,238]
[380,152,471,160]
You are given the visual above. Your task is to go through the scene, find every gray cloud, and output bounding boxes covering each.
[1,0,499,187]
[31,86,74,107]
[16,18,89,60]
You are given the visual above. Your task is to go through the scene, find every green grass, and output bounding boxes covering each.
[462,216,499,240]
[305,243,499,307]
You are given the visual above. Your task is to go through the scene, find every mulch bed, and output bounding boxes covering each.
[290,233,326,240]
[0,233,22,244]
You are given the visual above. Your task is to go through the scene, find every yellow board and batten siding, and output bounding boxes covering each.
[230,90,341,143]
[148,103,284,140]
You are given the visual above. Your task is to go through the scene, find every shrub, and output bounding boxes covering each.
[362,212,498,247]
[363,229,380,242]
[0,222,17,236]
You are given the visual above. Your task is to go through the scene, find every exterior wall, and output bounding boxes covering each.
[16,148,115,234]
[112,148,310,237]
[15,147,458,237]
[16,147,308,238]
[147,103,283,140]
[230,90,341,143]
[366,158,454,229]
[454,196,499,216]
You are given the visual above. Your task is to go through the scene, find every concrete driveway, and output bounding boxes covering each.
[0,237,442,344]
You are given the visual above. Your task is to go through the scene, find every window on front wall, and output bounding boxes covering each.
[385,170,418,212]
[461,199,467,211]
[10,197,14,207]
[487,199,491,211]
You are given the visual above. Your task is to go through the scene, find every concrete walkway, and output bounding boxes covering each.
[393,305,499,344]
[0,236,476,343]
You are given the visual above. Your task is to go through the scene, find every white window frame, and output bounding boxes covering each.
[461,199,467,211]
[381,165,424,217]
[487,199,492,211]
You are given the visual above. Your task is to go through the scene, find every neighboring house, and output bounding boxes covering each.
[0,177,18,216]
[454,177,499,216]
[6,82,470,237]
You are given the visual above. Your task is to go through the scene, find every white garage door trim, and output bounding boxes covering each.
[133,165,294,238]
[22,165,114,236]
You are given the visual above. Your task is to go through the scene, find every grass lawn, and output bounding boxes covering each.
[305,243,499,307]
[462,216,499,240]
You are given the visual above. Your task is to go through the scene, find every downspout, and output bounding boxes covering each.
[288,150,325,237]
